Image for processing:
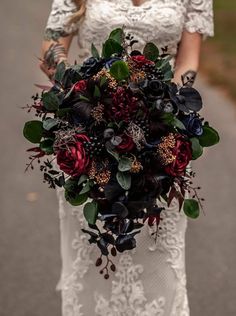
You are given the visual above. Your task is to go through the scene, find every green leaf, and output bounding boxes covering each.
[83,201,98,225]
[173,117,186,130]
[43,118,58,131]
[163,69,173,81]
[102,39,123,58]
[64,178,78,192]
[40,138,54,154]
[23,120,43,144]
[56,108,72,118]
[78,174,89,186]
[100,76,107,87]
[116,171,131,190]
[109,60,130,81]
[79,95,90,102]
[198,125,220,147]
[143,42,159,61]
[65,190,88,206]
[80,181,91,195]
[107,147,120,161]
[93,85,101,98]
[190,137,203,160]
[91,43,100,59]
[118,157,132,172]
[183,199,200,219]
[54,62,66,82]
[42,91,59,111]
[109,28,124,44]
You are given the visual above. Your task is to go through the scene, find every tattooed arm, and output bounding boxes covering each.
[40,34,74,79]
[173,30,202,87]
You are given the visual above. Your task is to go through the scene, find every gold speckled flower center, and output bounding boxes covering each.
[157,133,176,165]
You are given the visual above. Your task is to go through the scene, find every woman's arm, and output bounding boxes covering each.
[40,35,74,79]
[173,30,202,87]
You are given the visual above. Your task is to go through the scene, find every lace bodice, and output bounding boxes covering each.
[46,0,214,57]
[45,1,214,315]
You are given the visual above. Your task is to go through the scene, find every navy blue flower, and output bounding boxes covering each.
[104,57,121,69]
[182,113,203,136]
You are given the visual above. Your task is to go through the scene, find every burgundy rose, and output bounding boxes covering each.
[74,80,87,92]
[131,55,154,67]
[116,134,135,153]
[165,135,192,177]
[56,134,90,177]
[108,87,138,123]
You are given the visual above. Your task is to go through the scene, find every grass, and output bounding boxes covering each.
[200,0,236,100]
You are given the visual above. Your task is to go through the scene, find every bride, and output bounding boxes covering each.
[40,1,213,315]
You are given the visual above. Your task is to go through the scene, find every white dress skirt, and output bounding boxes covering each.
[45,1,214,315]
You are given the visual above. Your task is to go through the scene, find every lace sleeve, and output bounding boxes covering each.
[184,0,214,38]
[44,0,79,41]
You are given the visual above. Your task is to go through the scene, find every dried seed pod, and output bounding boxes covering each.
[104,274,109,279]
[111,247,117,257]
[95,257,103,266]
[110,264,116,272]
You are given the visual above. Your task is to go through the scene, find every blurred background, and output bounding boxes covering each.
[0,0,235,315]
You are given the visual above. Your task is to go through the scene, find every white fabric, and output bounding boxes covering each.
[46,1,214,315]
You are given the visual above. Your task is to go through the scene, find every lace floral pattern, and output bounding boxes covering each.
[46,1,214,315]
[94,253,166,316]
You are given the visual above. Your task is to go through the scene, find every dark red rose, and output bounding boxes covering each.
[74,80,87,92]
[165,135,192,177]
[131,55,154,67]
[116,134,135,153]
[108,87,138,123]
[56,134,90,177]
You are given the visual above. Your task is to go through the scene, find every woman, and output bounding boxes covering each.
[40,1,213,315]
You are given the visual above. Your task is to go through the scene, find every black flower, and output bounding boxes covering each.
[80,57,103,78]
[181,113,203,136]
[140,79,165,101]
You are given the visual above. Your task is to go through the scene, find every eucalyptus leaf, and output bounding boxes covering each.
[23,120,43,144]
[91,43,100,59]
[143,42,159,61]
[80,181,91,195]
[43,118,58,131]
[118,157,132,172]
[54,62,66,82]
[65,190,88,206]
[173,117,186,130]
[198,125,220,147]
[83,201,98,225]
[64,178,78,192]
[78,174,89,186]
[93,85,101,98]
[190,137,203,160]
[42,91,60,111]
[109,60,130,81]
[40,138,54,154]
[106,147,120,161]
[183,199,200,219]
[56,108,72,118]
[102,39,123,59]
[109,28,123,44]
[116,171,131,190]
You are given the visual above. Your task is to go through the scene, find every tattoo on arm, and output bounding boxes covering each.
[44,28,70,41]
[181,70,197,87]
[43,43,67,69]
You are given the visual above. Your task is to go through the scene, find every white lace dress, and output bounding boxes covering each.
[45,1,214,315]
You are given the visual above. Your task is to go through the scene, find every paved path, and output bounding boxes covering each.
[0,1,236,315]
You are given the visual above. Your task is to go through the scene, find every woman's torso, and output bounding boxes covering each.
[77,0,189,59]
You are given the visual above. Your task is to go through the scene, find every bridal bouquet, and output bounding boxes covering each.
[23,28,219,278]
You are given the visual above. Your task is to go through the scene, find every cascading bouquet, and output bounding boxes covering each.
[23,28,219,278]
